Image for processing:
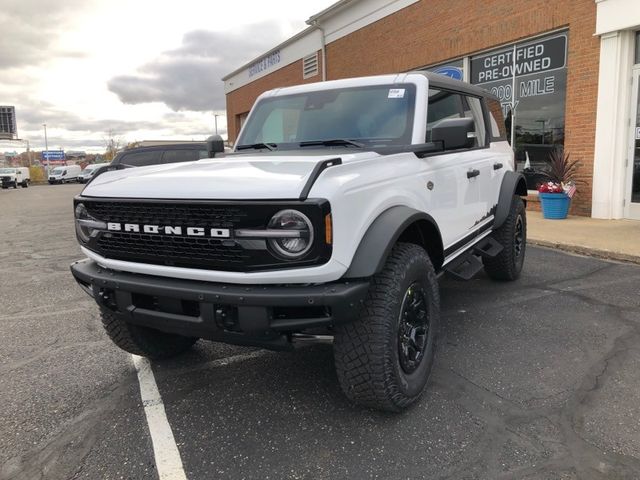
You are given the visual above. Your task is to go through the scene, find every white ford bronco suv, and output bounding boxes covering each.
[71,72,527,412]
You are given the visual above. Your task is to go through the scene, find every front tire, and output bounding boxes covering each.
[483,195,526,281]
[333,243,440,412]
[100,309,197,359]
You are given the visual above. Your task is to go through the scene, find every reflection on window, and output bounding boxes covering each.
[470,31,568,189]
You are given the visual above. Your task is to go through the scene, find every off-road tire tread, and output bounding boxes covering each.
[100,309,197,359]
[333,243,439,412]
[483,195,526,281]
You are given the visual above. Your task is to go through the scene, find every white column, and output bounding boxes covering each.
[592,30,635,218]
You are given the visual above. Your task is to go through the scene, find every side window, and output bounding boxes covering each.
[162,149,199,164]
[462,96,487,147]
[427,89,463,141]
[486,98,507,140]
[120,151,162,167]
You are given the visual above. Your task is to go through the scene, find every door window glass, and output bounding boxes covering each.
[120,151,162,167]
[462,96,487,147]
[632,80,640,204]
[162,149,199,164]
[427,89,462,141]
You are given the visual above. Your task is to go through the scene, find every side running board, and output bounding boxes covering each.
[444,236,503,281]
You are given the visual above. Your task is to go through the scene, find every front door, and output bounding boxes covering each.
[626,67,640,219]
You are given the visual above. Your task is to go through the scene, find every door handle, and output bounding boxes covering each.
[493,162,503,170]
[467,169,480,179]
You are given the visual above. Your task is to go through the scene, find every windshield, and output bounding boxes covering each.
[51,167,65,175]
[237,84,416,150]
[81,166,96,174]
[0,168,16,174]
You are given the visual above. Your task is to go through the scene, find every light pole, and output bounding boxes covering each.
[214,114,220,135]
[536,119,546,145]
[43,123,49,175]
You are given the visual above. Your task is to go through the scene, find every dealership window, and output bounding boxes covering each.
[470,31,568,189]
[636,31,640,64]
[424,59,464,81]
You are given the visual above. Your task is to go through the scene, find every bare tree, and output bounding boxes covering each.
[103,130,122,161]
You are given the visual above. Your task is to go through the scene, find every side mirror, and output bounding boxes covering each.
[206,135,225,158]
[431,117,476,151]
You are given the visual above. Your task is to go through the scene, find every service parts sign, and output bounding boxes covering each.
[471,33,567,115]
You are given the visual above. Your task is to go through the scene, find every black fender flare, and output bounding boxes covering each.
[343,206,443,279]
[493,171,528,229]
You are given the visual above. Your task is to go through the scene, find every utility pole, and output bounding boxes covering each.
[43,123,49,175]
[214,114,220,135]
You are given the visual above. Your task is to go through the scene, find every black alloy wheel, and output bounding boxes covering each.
[398,283,430,374]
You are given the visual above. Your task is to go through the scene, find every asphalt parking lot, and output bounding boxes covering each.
[1,184,640,480]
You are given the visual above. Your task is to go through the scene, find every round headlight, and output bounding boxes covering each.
[74,203,103,243]
[267,209,314,258]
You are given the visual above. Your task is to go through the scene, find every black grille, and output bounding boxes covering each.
[96,232,250,267]
[85,201,248,228]
[78,198,331,272]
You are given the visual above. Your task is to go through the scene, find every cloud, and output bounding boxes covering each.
[0,0,91,70]
[108,22,289,112]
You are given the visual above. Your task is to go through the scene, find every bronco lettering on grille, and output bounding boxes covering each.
[106,222,231,238]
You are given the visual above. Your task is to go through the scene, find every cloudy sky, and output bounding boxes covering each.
[0,0,333,153]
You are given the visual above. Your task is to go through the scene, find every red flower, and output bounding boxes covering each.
[538,181,563,193]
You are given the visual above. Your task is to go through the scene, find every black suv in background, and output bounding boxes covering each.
[111,142,209,167]
[89,142,210,183]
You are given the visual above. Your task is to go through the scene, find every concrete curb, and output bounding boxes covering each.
[529,238,640,266]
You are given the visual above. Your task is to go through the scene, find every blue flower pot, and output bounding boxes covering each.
[539,192,571,219]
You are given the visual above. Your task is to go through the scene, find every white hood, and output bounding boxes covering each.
[81,152,377,200]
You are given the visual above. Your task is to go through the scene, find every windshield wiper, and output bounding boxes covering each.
[298,139,364,148]
[235,142,277,151]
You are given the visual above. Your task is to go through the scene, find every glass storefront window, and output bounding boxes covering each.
[470,31,569,189]
[635,31,640,65]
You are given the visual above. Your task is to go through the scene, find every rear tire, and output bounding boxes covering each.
[333,242,440,412]
[100,309,197,359]
[483,195,526,281]
[21,180,28,188]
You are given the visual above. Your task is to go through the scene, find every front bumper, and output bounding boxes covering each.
[71,259,369,350]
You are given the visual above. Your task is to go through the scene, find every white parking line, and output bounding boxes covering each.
[132,355,188,480]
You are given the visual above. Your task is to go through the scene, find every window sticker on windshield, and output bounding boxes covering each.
[388,88,405,99]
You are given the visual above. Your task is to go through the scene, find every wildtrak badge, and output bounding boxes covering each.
[106,222,231,238]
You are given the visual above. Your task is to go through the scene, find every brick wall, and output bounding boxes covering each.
[225,0,599,215]
[225,52,323,141]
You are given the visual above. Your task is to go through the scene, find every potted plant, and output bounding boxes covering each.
[537,148,581,220]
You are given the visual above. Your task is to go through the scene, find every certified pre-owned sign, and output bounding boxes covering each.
[471,34,567,85]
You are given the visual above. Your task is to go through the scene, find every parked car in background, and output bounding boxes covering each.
[110,142,209,168]
[77,163,111,183]
[88,142,211,183]
[48,165,82,184]
[0,167,30,189]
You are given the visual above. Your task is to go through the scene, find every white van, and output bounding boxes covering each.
[0,167,31,189]
[48,165,82,184]
[77,163,111,183]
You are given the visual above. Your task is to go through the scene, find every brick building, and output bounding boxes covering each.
[223,0,640,220]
